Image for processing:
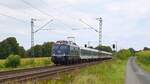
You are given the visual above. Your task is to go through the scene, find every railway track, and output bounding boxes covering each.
[0,59,110,84]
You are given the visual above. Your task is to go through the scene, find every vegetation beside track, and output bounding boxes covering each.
[37,59,127,84]
[136,50,150,72]
[34,49,132,84]
[0,57,53,71]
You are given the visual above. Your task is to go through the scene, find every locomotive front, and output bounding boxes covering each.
[51,41,70,64]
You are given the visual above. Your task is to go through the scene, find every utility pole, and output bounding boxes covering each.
[31,18,36,57]
[30,18,53,57]
[96,17,102,46]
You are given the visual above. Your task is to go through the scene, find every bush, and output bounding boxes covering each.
[136,51,150,64]
[115,49,132,60]
[5,55,21,68]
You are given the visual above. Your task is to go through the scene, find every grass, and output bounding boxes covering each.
[38,59,127,84]
[136,60,150,73]
[0,57,53,71]
[136,50,150,73]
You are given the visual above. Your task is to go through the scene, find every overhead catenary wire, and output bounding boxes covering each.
[0,13,26,23]
[0,2,34,23]
[0,1,56,23]
[1,0,94,31]
[34,19,53,33]
[21,0,75,29]
[0,2,34,19]
[20,0,94,36]
[79,19,98,32]
[21,0,54,18]
[0,1,97,33]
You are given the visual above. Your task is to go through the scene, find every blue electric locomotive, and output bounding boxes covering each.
[51,40,80,64]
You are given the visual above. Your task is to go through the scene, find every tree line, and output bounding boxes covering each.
[26,42,53,57]
[95,45,112,52]
[0,37,53,59]
[0,37,117,59]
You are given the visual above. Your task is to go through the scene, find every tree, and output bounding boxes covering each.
[18,46,26,57]
[116,49,132,60]
[0,37,20,59]
[143,47,150,51]
[27,45,43,57]
[34,45,43,57]
[26,42,54,57]
[95,45,112,52]
[88,46,94,49]
[42,42,53,57]
[129,48,135,56]
[0,37,26,59]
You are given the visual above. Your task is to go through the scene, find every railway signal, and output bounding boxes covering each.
[112,41,118,52]
[113,44,115,51]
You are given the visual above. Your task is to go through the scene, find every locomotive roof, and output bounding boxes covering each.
[56,40,77,46]
[80,47,99,52]
[101,51,112,55]
[80,47,112,55]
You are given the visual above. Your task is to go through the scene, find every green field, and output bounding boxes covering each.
[38,59,127,84]
[0,57,53,71]
[136,50,150,72]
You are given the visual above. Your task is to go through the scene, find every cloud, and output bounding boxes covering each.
[0,0,150,50]
[105,0,150,19]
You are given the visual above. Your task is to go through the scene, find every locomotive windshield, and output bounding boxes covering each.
[52,44,69,56]
[53,44,68,50]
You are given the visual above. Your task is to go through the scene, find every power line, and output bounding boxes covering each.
[21,0,96,31]
[21,0,91,33]
[21,0,75,29]
[0,3,14,9]
[0,13,26,23]
[0,2,31,23]
[39,0,48,6]
[34,19,53,33]
[0,1,55,22]
[0,2,33,19]
[21,0,53,18]
[79,19,98,32]
[79,18,103,47]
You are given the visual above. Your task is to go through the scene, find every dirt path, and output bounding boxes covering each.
[125,57,150,84]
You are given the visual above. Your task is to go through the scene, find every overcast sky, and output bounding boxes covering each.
[0,0,150,50]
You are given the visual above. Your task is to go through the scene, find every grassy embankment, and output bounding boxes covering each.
[37,58,127,84]
[136,50,150,72]
[37,49,132,84]
[0,57,53,71]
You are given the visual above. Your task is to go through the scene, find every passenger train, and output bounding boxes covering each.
[51,40,112,65]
